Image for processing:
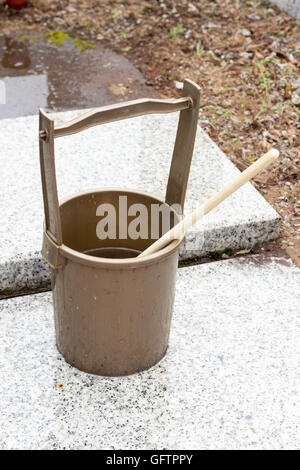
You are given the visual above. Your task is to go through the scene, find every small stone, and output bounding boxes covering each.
[188,3,199,14]
[247,14,261,21]
[239,29,251,37]
[174,80,183,90]
[287,242,294,247]
[240,52,252,60]
[54,17,65,25]
[67,5,77,13]
[221,254,230,259]
[96,34,104,40]
[203,22,220,29]
[291,78,300,90]
[291,90,300,106]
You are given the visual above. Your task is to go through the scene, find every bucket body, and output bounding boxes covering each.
[51,189,182,376]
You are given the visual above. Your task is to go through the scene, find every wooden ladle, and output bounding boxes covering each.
[138,149,279,258]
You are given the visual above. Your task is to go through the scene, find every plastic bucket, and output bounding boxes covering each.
[39,79,200,376]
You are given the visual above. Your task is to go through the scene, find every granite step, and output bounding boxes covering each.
[0,255,299,450]
[0,110,280,294]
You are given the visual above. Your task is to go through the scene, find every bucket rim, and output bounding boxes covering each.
[57,188,184,268]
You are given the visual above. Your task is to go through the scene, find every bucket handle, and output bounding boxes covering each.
[39,79,200,248]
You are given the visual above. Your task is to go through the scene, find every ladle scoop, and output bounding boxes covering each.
[139,149,279,258]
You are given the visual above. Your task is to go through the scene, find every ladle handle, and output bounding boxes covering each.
[138,149,279,258]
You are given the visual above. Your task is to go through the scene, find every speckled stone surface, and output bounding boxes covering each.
[0,255,299,450]
[0,110,280,292]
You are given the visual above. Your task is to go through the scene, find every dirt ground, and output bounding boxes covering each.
[1,0,299,265]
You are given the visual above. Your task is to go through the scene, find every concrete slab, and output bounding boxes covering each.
[0,255,299,450]
[271,1,300,20]
[0,110,280,293]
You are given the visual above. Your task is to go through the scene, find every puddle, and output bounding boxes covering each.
[0,33,157,119]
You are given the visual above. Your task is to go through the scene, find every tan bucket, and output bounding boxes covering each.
[39,79,200,376]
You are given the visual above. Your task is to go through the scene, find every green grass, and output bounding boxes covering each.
[20,31,96,52]
[46,31,95,51]
[170,24,184,38]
